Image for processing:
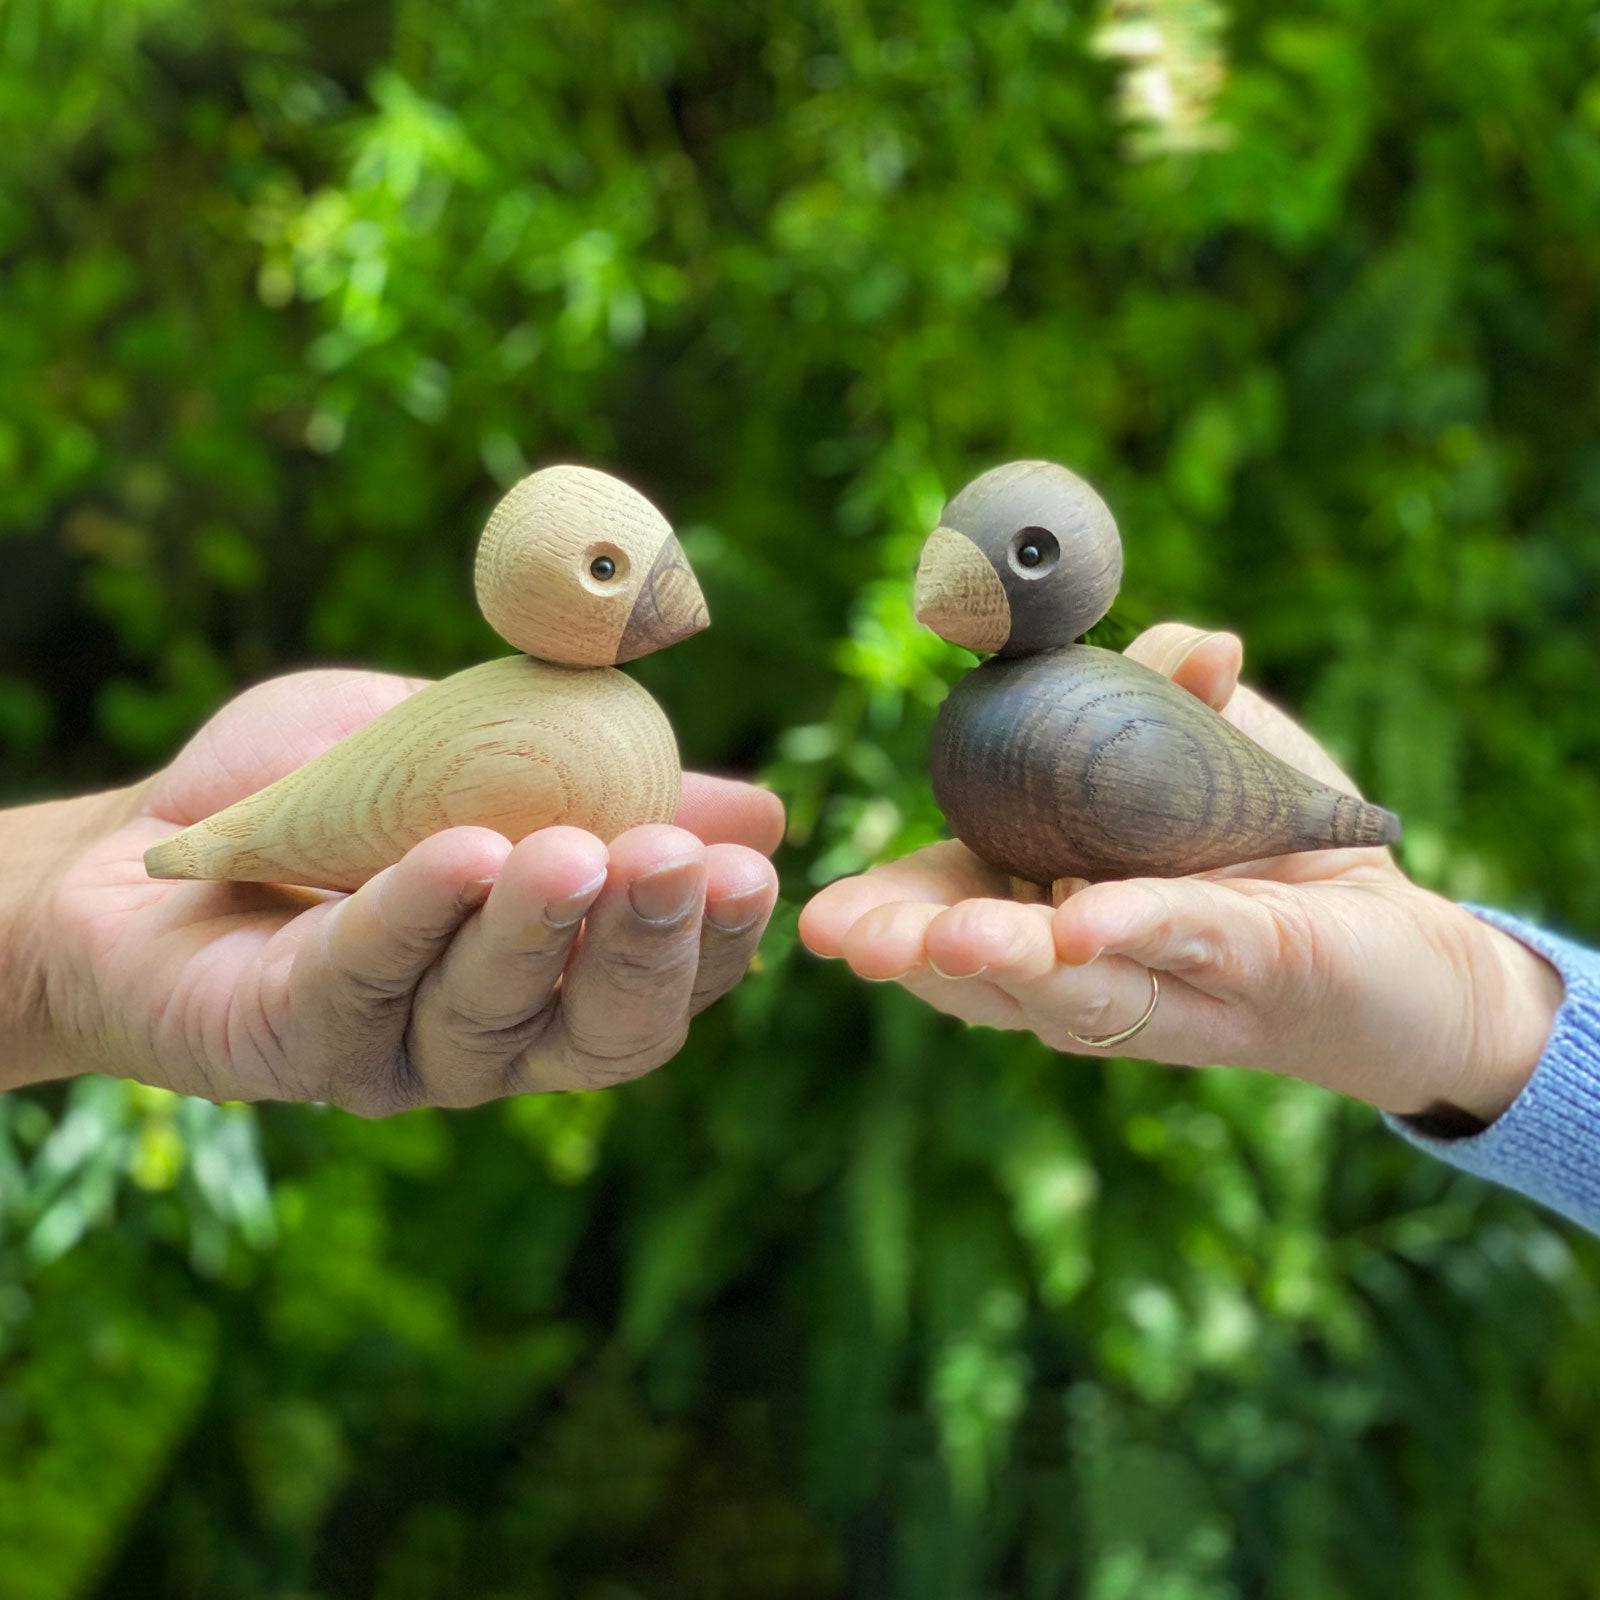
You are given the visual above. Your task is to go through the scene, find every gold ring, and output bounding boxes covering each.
[1065,970,1160,1049]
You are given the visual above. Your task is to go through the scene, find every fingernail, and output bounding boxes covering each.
[927,956,988,981]
[543,871,607,930]
[857,958,925,983]
[705,885,770,934]
[629,858,705,924]
[459,877,495,912]
[1062,945,1104,968]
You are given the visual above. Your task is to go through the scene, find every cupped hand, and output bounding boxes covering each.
[800,625,1563,1123]
[40,670,784,1114]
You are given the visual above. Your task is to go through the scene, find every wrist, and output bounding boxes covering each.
[1448,915,1564,1125]
[0,786,141,1090]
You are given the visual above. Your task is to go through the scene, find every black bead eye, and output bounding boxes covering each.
[1009,526,1060,578]
[590,555,617,581]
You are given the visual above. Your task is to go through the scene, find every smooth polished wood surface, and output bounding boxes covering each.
[930,645,1401,885]
[143,656,681,891]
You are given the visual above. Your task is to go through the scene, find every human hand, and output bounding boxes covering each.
[18,669,783,1113]
[800,625,1563,1123]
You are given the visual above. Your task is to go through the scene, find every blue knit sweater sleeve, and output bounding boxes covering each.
[1384,908,1600,1232]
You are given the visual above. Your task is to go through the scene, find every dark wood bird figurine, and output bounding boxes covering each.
[143,465,707,892]
[914,460,1401,898]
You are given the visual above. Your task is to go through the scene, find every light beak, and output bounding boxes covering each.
[913,526,1011,654]
[615,534,710,663]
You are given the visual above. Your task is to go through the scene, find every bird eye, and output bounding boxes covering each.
[582,543,630,591]
[1009,526,1059,578]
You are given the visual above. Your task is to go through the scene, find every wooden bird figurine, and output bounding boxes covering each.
[914,460,1401,896]
[143,465,708,892]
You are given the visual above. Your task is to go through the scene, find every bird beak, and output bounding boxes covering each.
[615,534,711,662]
[913,526,1011,653]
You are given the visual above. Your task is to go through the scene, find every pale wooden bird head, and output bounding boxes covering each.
[913,460,1122,656]
[475,465,710,666]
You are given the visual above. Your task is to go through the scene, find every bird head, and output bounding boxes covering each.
[913,460,1122,656]
[475,465,710,666]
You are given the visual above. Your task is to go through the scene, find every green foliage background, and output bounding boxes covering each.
[4,1,1600,1595]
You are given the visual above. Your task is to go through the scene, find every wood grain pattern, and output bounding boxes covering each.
[929,644,1401,885]
[474,464,708,665]
[913,524,1012,653]
[616,532,709,662]
[143,655,681,891]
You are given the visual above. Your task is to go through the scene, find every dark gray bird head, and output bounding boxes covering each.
[913,460,1122,656]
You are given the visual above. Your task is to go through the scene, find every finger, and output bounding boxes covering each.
[922,898,1057,983]
[886,914,1076,1035]
[405,827,610,1106]
[829,880,1257,1067]
[909,898,1057,1030]
[676,774,786,854]
[890,964,1030,1030]
[691,844,780,1015]
[525,824,708,1091]
[825,895,1037,1029]
[1051,876,1297,996]
[799,842,1010,957]
[893,918,1228,1058]
[837,900,945,981]
[999,953,1228,1061]
[292,826,513,1113]
[924,892,1235,1061]
[862,895,1213,1050]
[1124,624,1243,711]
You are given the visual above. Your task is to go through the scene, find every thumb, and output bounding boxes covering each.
[675,773,786,854]
[1124,623,1243,712]
[145,670,431,825]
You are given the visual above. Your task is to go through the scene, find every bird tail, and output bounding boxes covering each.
[143,827,212,880]
[143,819,264,881]
[1321,791,1402,850]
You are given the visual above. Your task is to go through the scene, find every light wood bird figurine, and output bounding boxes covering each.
[913,460,1401,900]
[144,465,708,892]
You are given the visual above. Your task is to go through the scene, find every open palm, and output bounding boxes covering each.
[43,669,783,1113]
[800,626,1558,1120]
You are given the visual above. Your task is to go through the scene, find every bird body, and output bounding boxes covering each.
[142,656,679,892]
[144,465,706,892]
[914,461,1400,887]
[930,644,1398,885]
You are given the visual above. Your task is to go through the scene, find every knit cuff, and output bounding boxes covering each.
[1383,907,1600,1231]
